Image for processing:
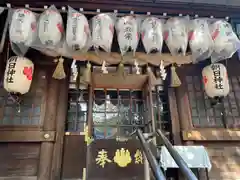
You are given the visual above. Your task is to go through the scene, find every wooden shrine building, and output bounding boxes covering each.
[0,1,239,180]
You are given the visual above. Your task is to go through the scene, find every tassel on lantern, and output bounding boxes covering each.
[52,57,66,80]
[147,66,157,87]
[170,65,181,87]
[81,62,92,85]
[117,62,126,77]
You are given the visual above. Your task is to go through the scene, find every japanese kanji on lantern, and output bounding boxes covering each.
[202,63,230,98]
[3,56,34,94]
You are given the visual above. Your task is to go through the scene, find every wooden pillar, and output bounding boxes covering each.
[86,85,93,179]
[175,70,193,132]
[175,69,194,180]
[38,69,60,180]
[147,80,156,138]
[87,85,93,136]
[168,88,181,145]
[50,67,69,180]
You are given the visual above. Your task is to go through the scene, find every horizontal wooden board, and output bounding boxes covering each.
[0,143,40,176]
[0,177,37,180]
[182,129,240,141]
[0,130,55,142]
[92,73,148,90]
[73,52,192,67]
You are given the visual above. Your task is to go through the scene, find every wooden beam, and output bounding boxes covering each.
[38,70,60,180]
[0,177,37,180]
[182,129,240,141]
[147,78,157,145]
[50,66,69,180]
[0,130,55,142]
[92,73,148,90]
[65,132,85,136]
[0,125,41,131]
[86,85,93,179]
[73,52,192,67]
[4,0,240,17]
[168,88,181,145]
[175,68,193,131]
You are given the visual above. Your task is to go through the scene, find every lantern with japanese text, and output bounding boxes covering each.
[38,5,63,47]
[9,8,37,46]
[66,7,90,51]
[202,63,229,99]
[3,56,34,94]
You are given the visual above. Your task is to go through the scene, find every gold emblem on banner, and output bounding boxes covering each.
[113,148,132,167]
[96,149,112,168]
[134,149,143,164]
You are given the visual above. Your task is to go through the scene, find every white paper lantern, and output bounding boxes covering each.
[202,63,230,98]
[116,16,139,56]
[92,13,115,53]
[66,8,89,51]
[209,20,240,62]
[38,7,63,46]
[141,17,164,54]
[9,8,37,45]
[164,17,188,56]
[4,56,34,94]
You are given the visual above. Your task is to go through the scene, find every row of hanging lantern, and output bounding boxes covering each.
[1,4,233,103]
[7,5,240,61]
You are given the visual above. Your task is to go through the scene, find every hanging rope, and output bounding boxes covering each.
[52,56,66,79]
[170,64,181,87]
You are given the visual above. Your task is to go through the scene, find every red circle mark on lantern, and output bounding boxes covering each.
[57,23,64,33]
[72,13,80,18]
[188,30,194,40]
[31,23,36,31]
[141,31,145,40]
[212,29,219,40]
[109,24,114,34]
[84,24,90,35]
[23,67,33,80]
[163,31,169,41]
[203,76,208,84]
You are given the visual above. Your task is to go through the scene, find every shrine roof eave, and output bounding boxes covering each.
[2,0,240,18]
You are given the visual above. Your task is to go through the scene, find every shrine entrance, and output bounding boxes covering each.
[60,64,168,180]
[87,88,146,180]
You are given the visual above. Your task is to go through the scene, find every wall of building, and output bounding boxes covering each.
[173,57,240,180]
[199,142,240,179]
